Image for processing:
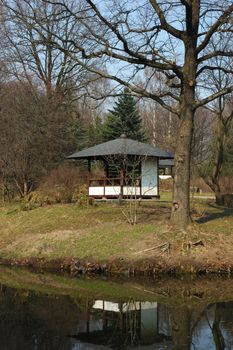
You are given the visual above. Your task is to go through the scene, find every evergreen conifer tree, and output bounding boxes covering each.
[102,89,146,142]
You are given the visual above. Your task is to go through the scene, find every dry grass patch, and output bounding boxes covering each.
[0,198,232,265]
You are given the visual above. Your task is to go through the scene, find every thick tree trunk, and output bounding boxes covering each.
[171,0,200,229]
[171,108,194,229]
[211,183,222,205]
[170,1,200,229]
[170,62,196,229]
[203,177,221,203]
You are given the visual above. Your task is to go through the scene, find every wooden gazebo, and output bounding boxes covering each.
[67,135,173,199]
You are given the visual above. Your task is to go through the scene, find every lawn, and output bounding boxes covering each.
[0,201,164,260]
[0,195,232,271]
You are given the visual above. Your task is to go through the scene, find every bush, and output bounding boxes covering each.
[220,177,233,194]
[72,185,95,207]
[40,164,88,203]
[21,165,95,210]
[216,194,233,208]
[160,178,173,191]
[21,191,53,210]
[41,163,88,186]
[190,177,213,193]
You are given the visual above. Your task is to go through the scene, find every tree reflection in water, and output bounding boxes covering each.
[0,284,233,349]
[212,303,225,350]
[170,305,192,350]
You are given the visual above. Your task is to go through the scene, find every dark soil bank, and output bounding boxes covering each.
[1,256,233,276]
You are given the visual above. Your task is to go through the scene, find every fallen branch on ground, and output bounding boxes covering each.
[133,242,170,255]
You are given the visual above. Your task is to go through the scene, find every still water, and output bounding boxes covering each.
[0,267,233,349]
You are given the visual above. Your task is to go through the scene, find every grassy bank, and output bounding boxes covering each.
[0,193,232,274]
[1,266,233,307]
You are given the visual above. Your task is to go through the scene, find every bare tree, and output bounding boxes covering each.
[0,0,90,97]
[191,108,214,166]
[138,68,179,150]
[139,98,178,151]
[3,0,233,228]
[199,98,233,200]
[0,80,79,198]
[196,31,233,200]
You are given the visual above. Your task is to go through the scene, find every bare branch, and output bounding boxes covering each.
[197,65,233,77]
[196,85,233,108]
[149,0,184,39]
[197,4,233,53]
[198,50,233,63]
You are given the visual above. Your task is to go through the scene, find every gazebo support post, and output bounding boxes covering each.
[157,158,159,198]
[140,161,142,197]
[103,159,109,197]
[103,159,109,182]
[88,159,91,188]
[120,161,124,199]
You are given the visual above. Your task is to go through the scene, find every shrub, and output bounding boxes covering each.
[220,177,233,194]
[190,177,213,193]
[41,163,87,185]
[20,165,95,210]
[160,178,173,191]
[72,185,95,207]
[21,191,51,210]
[40,164,88,203]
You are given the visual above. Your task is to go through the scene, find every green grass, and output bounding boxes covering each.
[0,202,163,260]
[0,197,232,263]
[160,190,215,202]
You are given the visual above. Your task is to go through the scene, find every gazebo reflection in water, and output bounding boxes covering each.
[75,299,172,348]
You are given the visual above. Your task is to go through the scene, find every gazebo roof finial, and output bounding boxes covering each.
[120,133,127,139]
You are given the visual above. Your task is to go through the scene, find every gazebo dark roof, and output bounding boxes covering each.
[67,136,173,160]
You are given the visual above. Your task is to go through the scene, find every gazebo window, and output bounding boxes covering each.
[107,161,121,185]
[125,162,141,186]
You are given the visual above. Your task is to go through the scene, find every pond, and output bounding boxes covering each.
[0,267,233,349]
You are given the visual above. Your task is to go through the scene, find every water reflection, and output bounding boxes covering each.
[75,300,172,349]
[73,300,233,349]
[0,278,233,349]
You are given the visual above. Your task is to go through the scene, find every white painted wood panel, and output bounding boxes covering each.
[123,186,140,196]
[141,158,158,196]
[105,186,121,196]
[89,186,104,196]
[89,186,121,196]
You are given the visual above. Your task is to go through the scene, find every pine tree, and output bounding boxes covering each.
[102,89,146,142]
